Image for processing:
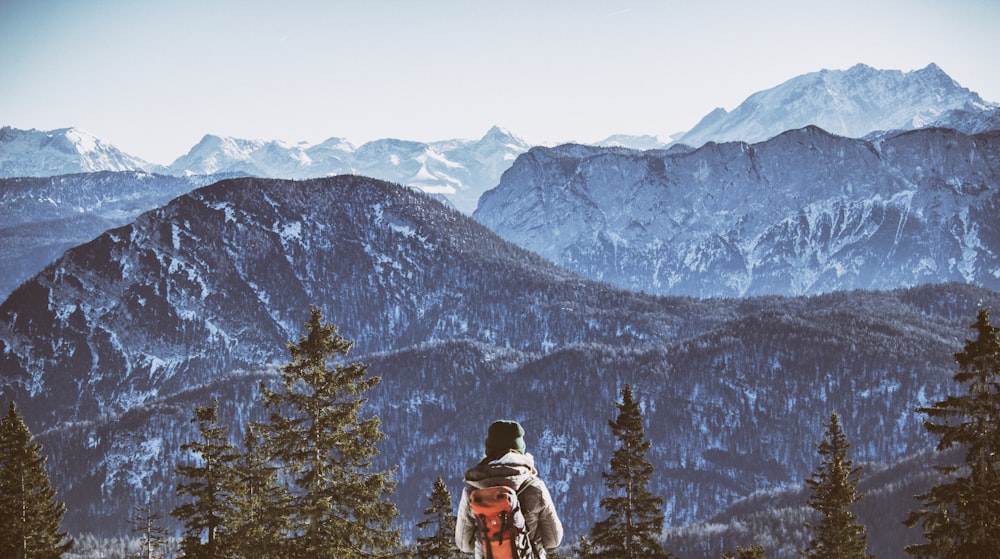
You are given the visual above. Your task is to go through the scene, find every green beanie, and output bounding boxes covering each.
[485,420,526,456]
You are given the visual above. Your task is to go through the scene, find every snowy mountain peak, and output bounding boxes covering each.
[0,126,158,177]
[676,63,997,147]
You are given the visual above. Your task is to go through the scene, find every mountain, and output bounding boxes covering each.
[595,134,671,150]
[167,135,323,178]
[474,126,1000,298]
[2,175,998,557]
[675,63,998,147]
[0,171,238,301]
[0,126,162,177]
[168,126,531,213]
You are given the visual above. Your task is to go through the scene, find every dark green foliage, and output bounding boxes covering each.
[224,424,291,559]
[588,384,672,559]
[260,306,402,559]
[414,477,461,559]
[801,413,871,559]
[171,399,238,559]
[905,309,1000,558]
[723,544,768,559]
[0,402,73,559]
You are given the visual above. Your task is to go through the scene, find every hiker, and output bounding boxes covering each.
[455,420,564,559]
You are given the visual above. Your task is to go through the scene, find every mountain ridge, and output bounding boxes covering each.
[675,63,997,147]
[2,174,999,557]
[474,126,1000,297]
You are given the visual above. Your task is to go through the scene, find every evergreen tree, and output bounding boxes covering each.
[129,502,168,559]
[171,399,239,559]
[414,477,461,559]
[574,535,594,559]
[588,384,672,559]
[905,309,1000,558]
[0,402,73,559]
[225,424,291,559]
[801,412,871,559]
[723,545,767,559]
[261,306,401,559]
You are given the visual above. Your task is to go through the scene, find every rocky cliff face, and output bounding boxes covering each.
[475,127,1000,298]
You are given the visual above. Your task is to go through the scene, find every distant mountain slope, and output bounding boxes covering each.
[0,126,162,177]
[475,126,1000,297]
[675,63,997,147]
[0,125,529,214]
[2,175,999,552]
[0,172,235,300]
[167,126,530,213]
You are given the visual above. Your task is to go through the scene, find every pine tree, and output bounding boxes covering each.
[801,412,871,559]
[723,545,767,559]
[904,309,1000,558]
[414,477,461,559]
[225,424,290,559]
[0,402,73,559]
[574,535,594,559]
[260,306,401,559]
[129,502,168,559]
[171,399,239,559]
[589,384,672,559]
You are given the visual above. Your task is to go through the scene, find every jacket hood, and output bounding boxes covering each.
[464,451,537,490]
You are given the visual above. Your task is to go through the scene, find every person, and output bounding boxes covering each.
[455,420,563,559]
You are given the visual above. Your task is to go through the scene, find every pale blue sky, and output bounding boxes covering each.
[2,0,998,164]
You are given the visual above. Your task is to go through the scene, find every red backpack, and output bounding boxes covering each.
[469,482,536,559]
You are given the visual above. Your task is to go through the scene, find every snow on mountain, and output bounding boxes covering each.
[0,171,235,301]
[3,173,998,550]
[474,126,1000,298]
[675,63,998,147]
[0,126,162,177]
[167,126,530,214]
[595,134,671,150]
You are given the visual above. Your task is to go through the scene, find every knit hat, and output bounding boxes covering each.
[484,420,526,456]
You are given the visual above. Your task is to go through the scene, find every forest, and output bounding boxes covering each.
[3,306,998,559]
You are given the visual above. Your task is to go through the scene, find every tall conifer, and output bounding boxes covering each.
[588,384,672,559]
[905,309,1000,558]
[414,477,461,559]
[226,424,290,559]
[0,402,73,559]
[261,306,401,559]
[171,399,239,559]
[801,412,871,559]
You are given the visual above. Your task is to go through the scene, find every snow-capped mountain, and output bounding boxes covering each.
[595,134,672,150]
[2,174,996,553]
[168,126,530,214]
[0,126,162,177]
[475,126,1000,298]
[675,63,997,147]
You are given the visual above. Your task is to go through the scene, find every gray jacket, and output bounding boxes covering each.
[455,452,563,559]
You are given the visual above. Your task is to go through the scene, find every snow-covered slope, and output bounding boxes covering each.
[676,63,997,147]
[475,126,1000,297]
[0,172,235,300]
[2,174,997,550]
[168,126,530,214]
[0,126,162,177]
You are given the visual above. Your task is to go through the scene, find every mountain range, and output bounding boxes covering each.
[674,63,998,147]
[475,126,1000,298]
[2,63,1000,558]
[2,175,998,557]
[0,125,531,215]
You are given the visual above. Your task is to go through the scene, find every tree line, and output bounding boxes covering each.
[3,308,1000,558]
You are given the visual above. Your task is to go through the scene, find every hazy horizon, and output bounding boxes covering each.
[2,0,998,164]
